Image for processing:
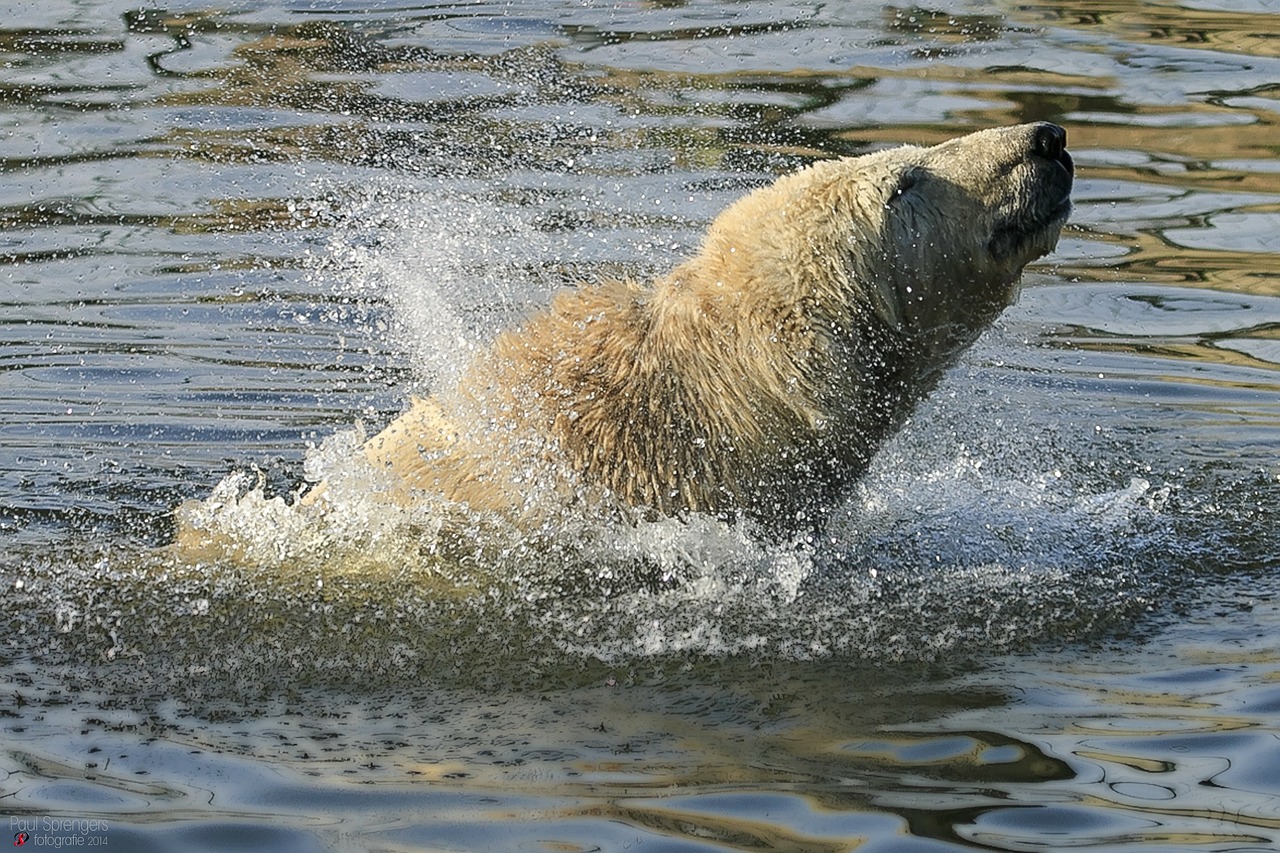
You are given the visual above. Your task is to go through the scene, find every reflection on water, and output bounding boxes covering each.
[2,0,1280,850]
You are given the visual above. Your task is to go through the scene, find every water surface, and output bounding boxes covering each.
[3,0,1280,850]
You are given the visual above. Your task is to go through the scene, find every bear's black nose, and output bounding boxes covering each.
[1031,123,1072,175]
[1032,123,1065,159]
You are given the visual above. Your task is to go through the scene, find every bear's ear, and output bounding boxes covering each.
[888,166,926,202]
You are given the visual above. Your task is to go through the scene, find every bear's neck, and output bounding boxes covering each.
[654,261,827,422]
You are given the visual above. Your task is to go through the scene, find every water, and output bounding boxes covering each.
[3,0,1280,849]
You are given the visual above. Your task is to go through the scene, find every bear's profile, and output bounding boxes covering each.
[187,123,1073,549]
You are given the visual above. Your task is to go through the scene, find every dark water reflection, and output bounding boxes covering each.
[3,0,1280,850]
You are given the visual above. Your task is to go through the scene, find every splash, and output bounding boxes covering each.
[16,431,1196,692]
[5,415,1249,696]
[317,181,575,389]
[8,186,1269,694]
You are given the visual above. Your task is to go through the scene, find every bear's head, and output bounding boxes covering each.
[692,123,1072,366]
[838,122,1074,355]
[657,123,1074,525]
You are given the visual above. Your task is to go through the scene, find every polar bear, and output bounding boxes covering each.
[204,122,1074,546]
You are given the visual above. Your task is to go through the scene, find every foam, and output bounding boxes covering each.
[0,422,1224,693]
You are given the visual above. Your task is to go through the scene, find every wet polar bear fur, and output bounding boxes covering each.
[187,122,1074,550]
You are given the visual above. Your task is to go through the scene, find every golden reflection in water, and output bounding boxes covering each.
[1026,0,1280,60]
[1060,230,1280,296]
[574,801,850,853]
[105,6,1280,326]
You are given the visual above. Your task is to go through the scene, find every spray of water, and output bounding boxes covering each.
[5,185,1268,692]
